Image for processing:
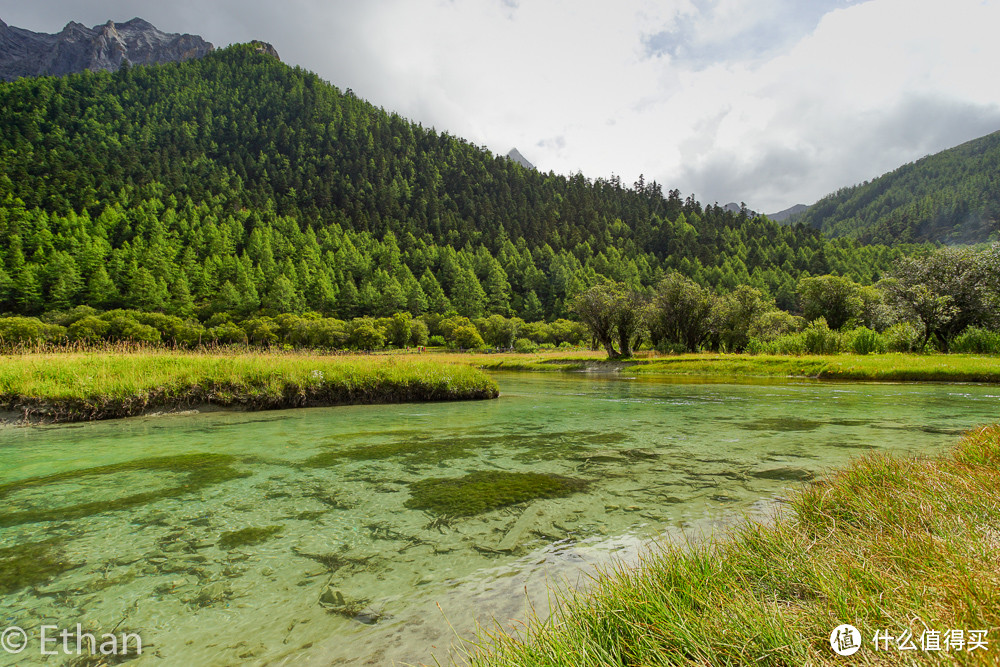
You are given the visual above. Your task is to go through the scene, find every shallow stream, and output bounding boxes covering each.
[1,373,998,665]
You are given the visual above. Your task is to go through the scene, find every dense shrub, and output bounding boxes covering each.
[951,327,1000,354]
[348,318,385,350]
[451,325,485,350]
[0,317,66,346]
[513,338,538,353]
[845,326,886,355]
[802,318,840,354]
[884,322,922,353]
[68,316,111,343]
[102,314,161,344]
[209,321,249,344]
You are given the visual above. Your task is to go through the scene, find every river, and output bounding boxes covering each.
[1,373,998,665]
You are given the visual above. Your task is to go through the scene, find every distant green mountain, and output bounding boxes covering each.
[798,131,1000,245]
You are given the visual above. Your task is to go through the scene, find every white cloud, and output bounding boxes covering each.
[3,0,999,212]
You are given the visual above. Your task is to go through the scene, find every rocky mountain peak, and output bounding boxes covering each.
[507,147,535,170]
[0,17,214,81]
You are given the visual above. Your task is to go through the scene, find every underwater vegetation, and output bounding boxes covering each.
[405,471,589,516]
[0,539,77,594]
[0,454,250,527]
[217,525,284,550]
[304,429,630,468]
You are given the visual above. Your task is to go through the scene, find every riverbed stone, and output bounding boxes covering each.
[750,467,815,482]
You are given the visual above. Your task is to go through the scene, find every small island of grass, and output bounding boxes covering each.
[0,350,499,425]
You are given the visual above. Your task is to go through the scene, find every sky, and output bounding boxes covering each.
[3,0,1000,213]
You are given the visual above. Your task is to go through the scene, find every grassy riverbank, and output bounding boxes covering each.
[472,424,1000,665]
[0,351,498,423]
[462,350,1000,382]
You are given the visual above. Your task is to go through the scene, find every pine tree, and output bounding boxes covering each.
[337,277,360,319]
[264,274,300,313]
[419,269,450,314]
[168,273,196,318]
[15,265,44,314]
[451,267,486,318]
[522,290,544,321]
[483,260,512,316]
[403,275,428,315]
[87,266,120,310]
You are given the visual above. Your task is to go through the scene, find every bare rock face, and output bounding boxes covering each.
[249,40,280,61]
[0,17,214,81]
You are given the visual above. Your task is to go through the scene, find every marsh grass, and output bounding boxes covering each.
[471,425,1000,665]
[447,350,1000,382]
[634,353,1000,382]
[0,349,498,423]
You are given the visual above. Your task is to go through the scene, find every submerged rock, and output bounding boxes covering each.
[750,467,816,482]
[318,585,384,623]
[191,581,231,607]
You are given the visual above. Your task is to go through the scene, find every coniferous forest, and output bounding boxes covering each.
[0,43,928,351]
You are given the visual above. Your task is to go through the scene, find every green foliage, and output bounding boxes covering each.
[513,337,538,353]
[797,274,863,330]
[0,317,65,346]
[845,326,886,355]
[881,246,997,350]
[712,286,773,353]
[647,272,714,352]
[572,282,644,358]
[951,326,1000,354]
[802,318,841,355]
[347,317,385,350]
[883,322,923,353]
[451,324,486,350]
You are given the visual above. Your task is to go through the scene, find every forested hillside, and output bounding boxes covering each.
[0,44,910,323]
[798,131,1000,245]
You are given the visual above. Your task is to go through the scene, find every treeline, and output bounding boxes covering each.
[573,245,1000,357]
[0,45,917,322]
[0,193,908,324]
[0,307,588,353]
[798,130,1000,245]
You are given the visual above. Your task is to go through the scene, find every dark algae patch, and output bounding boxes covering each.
[0,454,249,527]
[405,471,588,516]
[0,539,78,594]
[739,417,824,432]
[304,428,631,468]
[217,525,284,550]
[304,437,478,468]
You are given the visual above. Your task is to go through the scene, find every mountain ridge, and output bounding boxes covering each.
[0,17,213,81]
[797,130,1000,245]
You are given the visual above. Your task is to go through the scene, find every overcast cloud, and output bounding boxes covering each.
[3,0,999,212]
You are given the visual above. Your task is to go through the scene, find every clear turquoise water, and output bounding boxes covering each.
[1,373,998,665]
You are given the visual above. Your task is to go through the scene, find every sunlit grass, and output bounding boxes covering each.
[471,424,1000,666]
[435,349,1000,382]
[0,348,498,422]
